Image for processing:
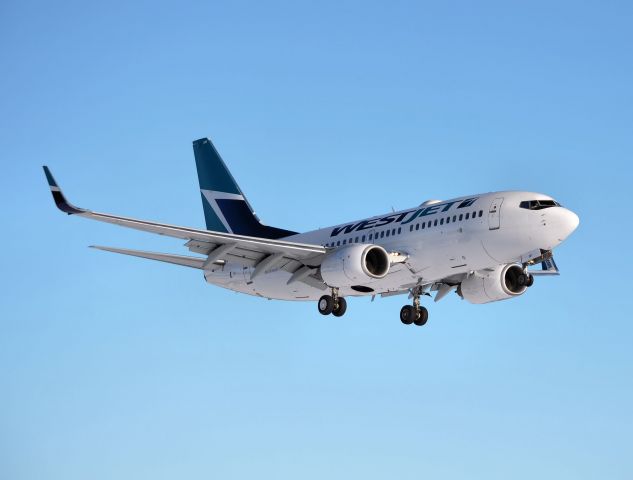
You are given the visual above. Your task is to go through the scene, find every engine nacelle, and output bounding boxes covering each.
[321,244,390,287]
[459,264,528,304]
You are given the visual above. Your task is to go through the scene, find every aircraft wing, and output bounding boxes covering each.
[529,256,560,276]
[43,167,327,272]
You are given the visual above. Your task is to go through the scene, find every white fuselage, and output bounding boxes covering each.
[203,191,579,301]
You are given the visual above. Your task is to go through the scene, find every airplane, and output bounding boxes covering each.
[43,137,579,326]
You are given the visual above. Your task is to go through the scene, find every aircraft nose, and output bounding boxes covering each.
[556,208,580,241]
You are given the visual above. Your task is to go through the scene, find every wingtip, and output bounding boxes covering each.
[43,167,86,215]
[42,166,59,188]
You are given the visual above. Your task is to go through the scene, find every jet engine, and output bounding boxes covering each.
[459,264,528,304]
[320,244,390,287]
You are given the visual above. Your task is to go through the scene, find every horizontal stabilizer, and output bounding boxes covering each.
[91,246,205,269]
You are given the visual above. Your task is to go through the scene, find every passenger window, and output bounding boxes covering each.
[381,231,385,238]
[362,235,366,242]
[386,230,390,237]
[428,221,431,228]
[465,213,469,220]
[472,211,476,218]
[479,210,483,217]
[434,219,438,226]
[397,228,401,234]
[355,236,359,243]
[421,222,425,229]
[415,223,419,230]
[453,215,456,222]
[440,218,444,225]
[410,225,413,232]
[446,217,450,224]
[343,239,346,245]
[369,234,373,240]
[459,214,463,221]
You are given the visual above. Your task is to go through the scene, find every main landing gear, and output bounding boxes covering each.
[400,286,429,326]
[318,288,347,317]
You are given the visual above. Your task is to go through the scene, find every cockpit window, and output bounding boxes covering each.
[520,199,561,210]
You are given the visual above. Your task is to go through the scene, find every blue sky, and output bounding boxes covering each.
[1,1,632,478]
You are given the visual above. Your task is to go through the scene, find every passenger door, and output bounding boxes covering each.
[488,197,503,230]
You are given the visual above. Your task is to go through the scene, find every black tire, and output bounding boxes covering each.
[413,306,428,326]
[526,274,534,287]
[332,297,347,317]
[400,305,415,325]
[318,295,334,315]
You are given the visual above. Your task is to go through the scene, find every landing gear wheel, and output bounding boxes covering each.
[526,274,534,287]
[402,286,430,326]
[413,306,428,326]
[400,305,415,325]
[332,297,347,317]
[318,295,334,315]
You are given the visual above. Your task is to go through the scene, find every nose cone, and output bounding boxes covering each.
[555,208,580,242]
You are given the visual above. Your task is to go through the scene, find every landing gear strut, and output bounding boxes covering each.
[400,286,429,326]
[318,288,347,317]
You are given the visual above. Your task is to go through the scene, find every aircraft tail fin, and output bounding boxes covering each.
[192,138,297,239]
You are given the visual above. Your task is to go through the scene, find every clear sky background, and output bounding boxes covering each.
[1,1,632,479]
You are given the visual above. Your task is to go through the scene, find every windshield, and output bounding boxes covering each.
[519,199,561,210]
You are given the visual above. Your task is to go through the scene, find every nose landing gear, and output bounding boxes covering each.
[400,287,429,326]
[318,288,347,317]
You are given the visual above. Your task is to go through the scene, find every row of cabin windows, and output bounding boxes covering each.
[324,210,484,247]
[409,209,483,232]
[325,227,403,247]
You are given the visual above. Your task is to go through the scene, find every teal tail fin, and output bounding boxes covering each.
[192,138,297,239]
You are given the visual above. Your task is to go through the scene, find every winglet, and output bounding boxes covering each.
[42,166,87,215]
